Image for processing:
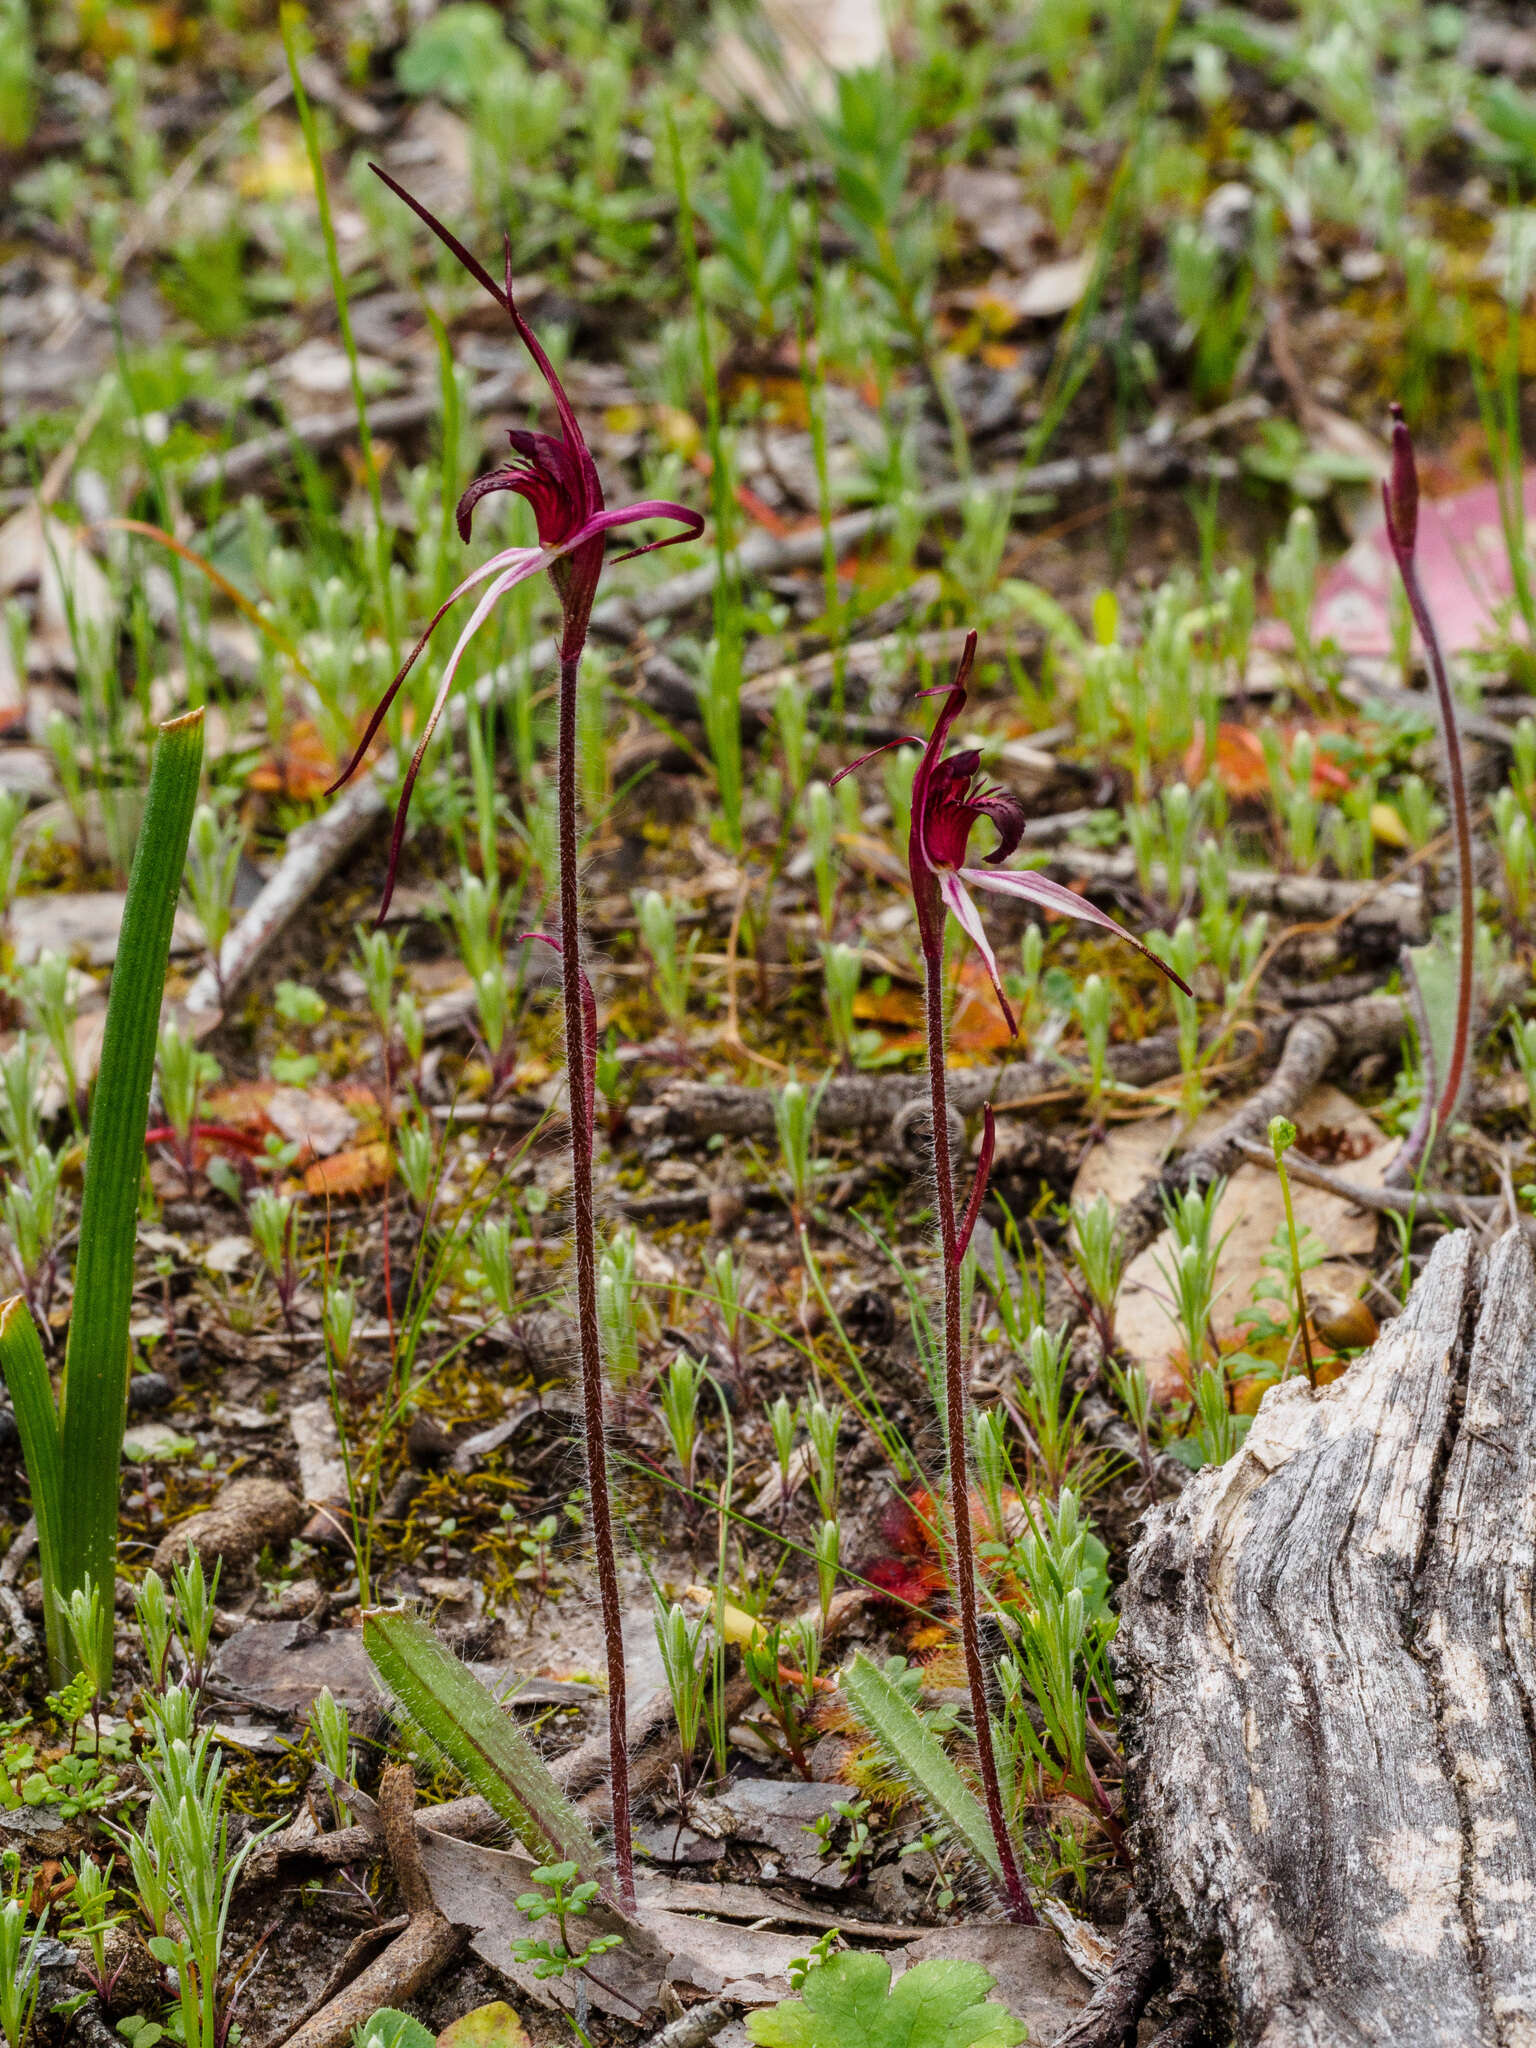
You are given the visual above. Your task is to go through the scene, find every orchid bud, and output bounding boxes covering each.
[1383,401,1419,562]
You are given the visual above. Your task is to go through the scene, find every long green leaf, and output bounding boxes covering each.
[58,708,203,1680]
[842,1652,1002,1883]
[0,1297,66,1679]
[363,1608,608,1884]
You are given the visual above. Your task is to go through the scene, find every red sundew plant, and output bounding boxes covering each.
[331,170,704,1908]
[1379,404,1475,1186]
[836,634,1188,1922]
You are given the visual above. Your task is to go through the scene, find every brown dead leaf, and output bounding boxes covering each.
[1073,1081,1391,1404]
[852,985,923,1028]
[265,1087,357,1160]
[303,1142,390,1199]
[1184,721,1353,802]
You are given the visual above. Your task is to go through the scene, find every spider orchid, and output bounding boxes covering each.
[328,172,706,1912]
[834,631,1187,1926]
[329,166,703,916]
[835,632,1191,1040]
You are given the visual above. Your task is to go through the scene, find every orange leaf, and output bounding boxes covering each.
[1185,723,1269,801]
[949,957,1015,1058]
[852,985,924,1028]
[303,1142,391,1199]
[248,721,337,803]
[201,1083,279,1134]
[1186,720,1354,801]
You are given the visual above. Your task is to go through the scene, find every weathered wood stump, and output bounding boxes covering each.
[1118,1227,1536,2047]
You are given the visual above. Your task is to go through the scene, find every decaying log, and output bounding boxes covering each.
[1118,1228,1536,2046]
[1037,847,1425,948]
[1052,1904,1168,2048]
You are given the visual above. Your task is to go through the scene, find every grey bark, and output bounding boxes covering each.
[1117,1227,1536,2046]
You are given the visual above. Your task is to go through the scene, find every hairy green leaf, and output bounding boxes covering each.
[362,1608,607,1883]
[841,1653,1001,1883]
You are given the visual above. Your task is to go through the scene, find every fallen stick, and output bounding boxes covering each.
[259,1591,870,1878]
[1040,847,1425,947]
[1052,1906,1168,2048]
[278,1764,463,2048]
[179,367,522,494]
[646,1026,1202,1145]
[1231,1134,1504,1226]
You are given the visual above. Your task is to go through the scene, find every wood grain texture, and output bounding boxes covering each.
[1119,1228,1536,2046]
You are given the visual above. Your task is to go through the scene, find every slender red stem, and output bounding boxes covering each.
[1388,541,1475,1187]
[923,962,1034,1924]
[558,651,633,1908]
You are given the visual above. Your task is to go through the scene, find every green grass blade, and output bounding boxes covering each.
[58,708,204,1680]
[363,1608,608,1883]
[842,1651,1002,1883]
[0,1298,66,1680]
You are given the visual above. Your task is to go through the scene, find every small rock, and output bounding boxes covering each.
[152,1476,304,1576]
[709,1189,745,1236]
[418,1574,481,1614]
[127,1373,173,1413]
[867,1861,914,1922]
[122,1420,194,1462]
[808,1732,858,1782]
[289,1398,348,1501]
[275,1576,323,1620]
[214,1619,378,1717]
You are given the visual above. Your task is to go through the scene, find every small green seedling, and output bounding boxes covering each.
[510,1862,623,1981]
[1268,1115,1318,1389]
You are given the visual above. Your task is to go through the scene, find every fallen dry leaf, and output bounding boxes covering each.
[949,956,1016,1059]
[1183,722,1352,802]
[303,1142,391,1199]
[266,1086,358,1160]
[1073,1081,1391,1404]
[436,2005,531,2048]
[1313,466,1536,658]
[247,720,337,803]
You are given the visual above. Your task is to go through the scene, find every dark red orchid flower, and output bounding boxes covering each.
[328,168,704,914]
[836,632,1192,1038]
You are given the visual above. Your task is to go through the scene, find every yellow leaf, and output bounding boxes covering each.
[653,406,702,459]
[1370,801,1410,848]
[683,1585,763,1645]
[438,2005,531,2048]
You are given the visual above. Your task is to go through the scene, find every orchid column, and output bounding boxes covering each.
[837,634,1188,1920]
[331,172,702,1906]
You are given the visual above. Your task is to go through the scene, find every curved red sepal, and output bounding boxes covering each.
[954,1103,996,1270]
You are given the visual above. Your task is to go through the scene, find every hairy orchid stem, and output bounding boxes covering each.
[558,650,633,1908]
[1382,405,1475,1186]
[923,961,1034,1924]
